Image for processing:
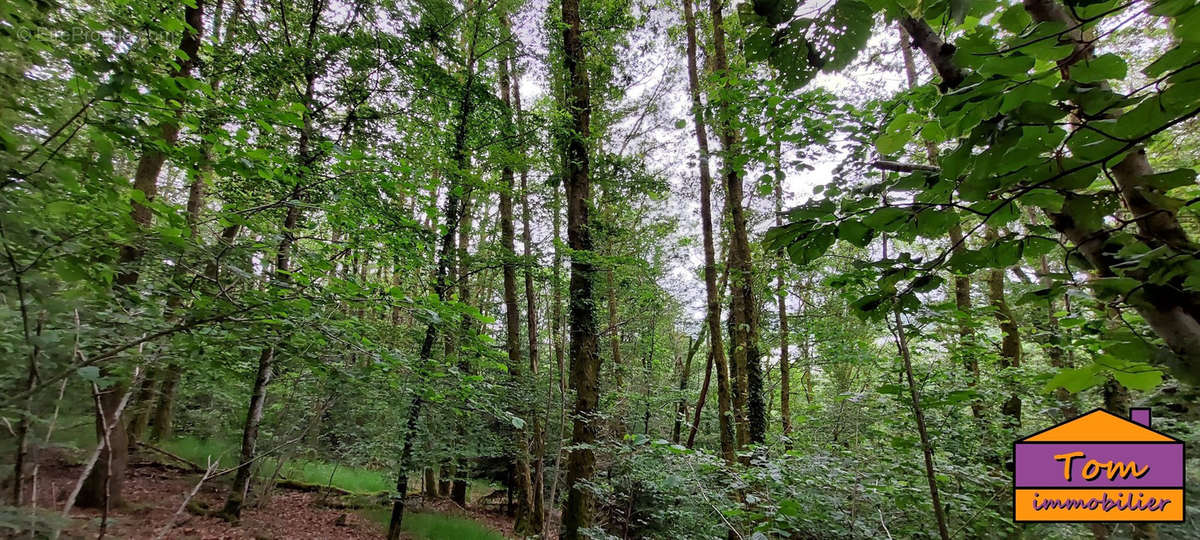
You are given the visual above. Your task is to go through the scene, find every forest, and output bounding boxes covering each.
[1,0,1199,537]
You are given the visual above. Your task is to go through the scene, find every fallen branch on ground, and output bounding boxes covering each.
[135,441,203,471]
[152,458,219,540]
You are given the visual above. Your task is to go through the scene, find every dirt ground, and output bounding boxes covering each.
[19,450,515,539]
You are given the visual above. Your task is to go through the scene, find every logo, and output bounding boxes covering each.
[1013,408,1184,522]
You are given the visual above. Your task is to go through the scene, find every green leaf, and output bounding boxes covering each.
[862,207,910,231]
[914,209,958,238]
[1018,189,1065,212]
[1112,368,1164,391]
[46,200,76,216]
[1144,44,1200,78]
[54,260,88,282]
[998,4,1032,32]
[920,121,946,143]
[1175,5,1200,43]
[875,113,921,155]
[910,274,943,293]
[77,366,101,382]
[979,54,1035,77]
[837,220,873,248]
[1071,54,1127,84]
[1142,168,1197,190]
[1044,365,1105,393]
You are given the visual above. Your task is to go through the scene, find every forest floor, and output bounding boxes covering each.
[28,449,516,539]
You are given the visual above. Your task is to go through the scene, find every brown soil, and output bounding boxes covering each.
[24,450,384,539]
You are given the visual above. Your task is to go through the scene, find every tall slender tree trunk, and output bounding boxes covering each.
[772,143,791,449]
[514,64,547,532]
[387,7,482,537]
[893,306,952,540]
[986,228,1022,427]
[546,167,567,529]
[672,325,705,444]
[559,0,601,533]
[641,312,658,435]
[138,0,246,443]
[81,0,205,510]
[222,0,321,519]
[897,22,979,422]
[708,0,765,448]
[681,0,735,463]
[897,23,980,419]
[498,50,537,537]
[885,238,952,540]
[1039,252,1077,419]
[447,189,476,505]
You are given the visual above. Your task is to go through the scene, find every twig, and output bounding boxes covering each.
[209,434,308,480]
[135,441,203,471]
[152,458,219,540]
[879,507,893,539]
[871,160,940,173]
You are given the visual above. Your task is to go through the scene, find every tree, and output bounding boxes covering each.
[559,0,600,533]
[681,0,735,463]
[221,0,325,519]
[79,0,206,511]
[386,2,487,534]
[708,0,766,448]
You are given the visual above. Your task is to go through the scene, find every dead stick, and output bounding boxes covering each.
[152,458,219,540]
[135,442,203,471]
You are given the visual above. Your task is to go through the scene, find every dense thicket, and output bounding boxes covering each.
[2,0,1199,538]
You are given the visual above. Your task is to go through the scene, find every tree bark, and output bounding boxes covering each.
[513,46,547,535]
[672,325,706,444]
[606,268,626,435]
[1040,252,1077,419]
[388,6,482,537]
[892,307,952,540]
[642,312,658,436]
[449,189,476,508]
[498,50,537,537]
[82,0,205,510]
[222,0,320,519]
[709,0,765,448]
[142,0,246,441]
[681,0,735,464]
[897,23,980,419]
[559,0,601,534]
[887,233,951,540]
[773,143,791,449]
[986,228,1022,427]
[546,161,567,529]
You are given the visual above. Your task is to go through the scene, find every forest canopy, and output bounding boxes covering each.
[1,0,1199,537]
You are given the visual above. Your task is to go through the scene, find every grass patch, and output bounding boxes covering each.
[357,508,506,540]
[45,417,101,455]
[158,437,391,494]
[159,436,239,466]
[273,459,393,494]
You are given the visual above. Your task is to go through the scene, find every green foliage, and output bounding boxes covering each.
[3,0,1198,538]
[742,0,875,88]
[357,509,506,539]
